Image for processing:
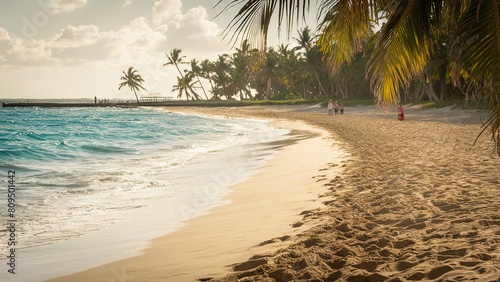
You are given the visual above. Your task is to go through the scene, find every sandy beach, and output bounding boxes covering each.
[49,104,499,281]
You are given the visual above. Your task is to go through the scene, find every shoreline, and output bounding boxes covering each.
[47,116,347,281]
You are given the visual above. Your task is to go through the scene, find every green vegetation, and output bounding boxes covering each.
[156,33,374,103]
[419,101,455,109]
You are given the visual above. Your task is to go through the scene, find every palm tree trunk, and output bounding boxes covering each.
[245,89,254,100]
[133,89,139,103]
[174,64,185,79]
[313,70,328,99]
[266,77,272,99]
[196,76,209,100]
[425,64,439,101]
[439,59,448,101]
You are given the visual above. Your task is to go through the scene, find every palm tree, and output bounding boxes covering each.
[231,52,252,100]
[212,54,233,99]
[118,67,146,103]
[231,40,260,100]
[262,49,278,99]
[200,59,216,99]
[190,59,209,100]
[294,27,329,98]
[171,72,199,100]
[220,0,500,154]
[276,43,306,98]
[165,48,204,100]
[164,48,188,79]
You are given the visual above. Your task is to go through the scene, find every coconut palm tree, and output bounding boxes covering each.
[171,71,199,100]
[200,59,217,99]
[118,67,146,103]
[220,0,500,154]
[294,27,329,98]
[164,48,188,79]
[262,49,279,99]
[189,59,209,100]
[231,39,260,100]
[212,54,233,99]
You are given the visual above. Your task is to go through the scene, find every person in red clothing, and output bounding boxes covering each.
[397,104,405,121]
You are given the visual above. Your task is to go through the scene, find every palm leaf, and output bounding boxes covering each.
[218,0,310,49]
[367,0,440,109]
[317,0,374,74]
[451,0,500,154]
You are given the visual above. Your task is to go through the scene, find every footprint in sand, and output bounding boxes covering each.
[427,265,454,279]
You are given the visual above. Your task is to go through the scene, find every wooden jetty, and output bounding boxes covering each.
[1,100,248,108]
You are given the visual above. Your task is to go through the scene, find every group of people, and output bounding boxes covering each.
[327,99,344,115]
[94,96,111,104]
[328,99,406,121]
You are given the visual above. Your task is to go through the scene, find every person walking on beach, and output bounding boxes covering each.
[334,101,340,115]
[328,99,334,115]
[340,102,344,114]
[94,96,97,103]
[398,104,405,121]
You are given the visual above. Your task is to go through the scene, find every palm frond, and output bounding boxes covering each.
[451,0,500,154]
[367,0,439,109]
[317,0,373,74]
[220,0,310,49]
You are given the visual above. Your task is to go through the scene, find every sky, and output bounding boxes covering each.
[0,0,317,100]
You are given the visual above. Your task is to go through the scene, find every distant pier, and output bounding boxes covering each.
[1,100,248,108]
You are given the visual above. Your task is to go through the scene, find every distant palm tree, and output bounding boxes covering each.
[172,72,199,100]
[164,48,188,79]
[277,43,304,98]
[262,50,278,100]
[118,67,146,103]
[231,40,260,100]
[200,59,216,99]
[190,59,209,100]
[212,54,233,99]
[294,27,328,98]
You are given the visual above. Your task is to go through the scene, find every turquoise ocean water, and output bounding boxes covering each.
[0,106,289,276]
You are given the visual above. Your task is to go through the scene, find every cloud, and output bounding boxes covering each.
[158,5,226,54]
[0,27,10,41]
[0,2,229,69]
[112,18,166,55]
[53,25,100,48]
[49,0,87,14]
[122,0,133,7]
[7,38,54,62]
[152,0,182,25]
[170,6,220,39]
[0,27,10,62]
[51,25,112,62]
